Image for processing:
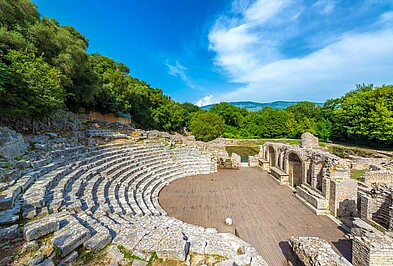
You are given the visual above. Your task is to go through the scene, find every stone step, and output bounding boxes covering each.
[51,215,91,257]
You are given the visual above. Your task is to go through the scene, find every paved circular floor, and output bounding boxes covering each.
[159,167,352,266]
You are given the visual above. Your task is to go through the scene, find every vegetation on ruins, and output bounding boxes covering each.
[0,0,392,147]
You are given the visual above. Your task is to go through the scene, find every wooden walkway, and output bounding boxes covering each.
[159,167,352,266]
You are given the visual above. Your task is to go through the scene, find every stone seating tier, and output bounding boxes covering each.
[11,141,266,265]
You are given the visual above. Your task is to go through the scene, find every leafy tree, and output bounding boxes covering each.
[0,49,65,118]
[210,102,246,128]
[152,102,186,131]
[0,0,39,29]
[334,84,393,143]
[189,112,225,141]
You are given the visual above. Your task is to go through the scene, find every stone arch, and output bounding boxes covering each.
[268,146,276,167]
[288,152,303,188]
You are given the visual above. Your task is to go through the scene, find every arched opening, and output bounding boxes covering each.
[268,146,275,167]
[288,153,302,188]
[315,163,324,192]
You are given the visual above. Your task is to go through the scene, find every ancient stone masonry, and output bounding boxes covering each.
[288,236,351,266]
[351,218,393,266]
[255,134,357,217]
[361,170,393,185]
[358,183,393,230]
[0,129,266,265]
[218,152,241,169]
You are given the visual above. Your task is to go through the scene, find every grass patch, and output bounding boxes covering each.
[72,245,111,265]
[287,139,301,145]
[1,162,13,169]
[327,145,382,159]
[351,169,367,181]
[226,146,260,162]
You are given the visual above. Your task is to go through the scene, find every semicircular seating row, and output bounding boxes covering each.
[15,142,266,265]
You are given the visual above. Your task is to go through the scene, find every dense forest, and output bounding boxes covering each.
[0,0,392,147]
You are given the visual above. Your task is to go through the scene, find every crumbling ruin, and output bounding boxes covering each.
[251,136,357,217]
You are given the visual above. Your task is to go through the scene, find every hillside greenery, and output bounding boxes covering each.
[0,0,392,147]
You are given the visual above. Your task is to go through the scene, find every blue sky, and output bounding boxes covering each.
[33,0,393,106]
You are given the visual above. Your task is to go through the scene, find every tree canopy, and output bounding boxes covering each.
[0,0,392,147]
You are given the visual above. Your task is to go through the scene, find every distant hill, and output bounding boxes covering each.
[200,101,323,111]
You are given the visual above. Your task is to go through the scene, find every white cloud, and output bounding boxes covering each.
[166,60,201,90]
[196,95,214,107]
[219,29,393,102]
[314,0,335,16]
[166,60,189,82]
[208,0,393,102]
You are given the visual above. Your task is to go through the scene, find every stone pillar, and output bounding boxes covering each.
[329,178,357,217]
[310,163,317,188]
[358,192,375,221]
[279,153,285,169]
[301,161,308,185]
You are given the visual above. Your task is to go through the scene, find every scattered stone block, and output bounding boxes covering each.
[300,132,319,149]
[51,221,91,257]
[22,240,39,252]
[24,215,60,241]
[28,256,44,265]
[84,229,112,252]
[37,259,55,266]
[225,218,233,226]
[107,245,124,263]
[58,251,78,266]
[0,224,21,242]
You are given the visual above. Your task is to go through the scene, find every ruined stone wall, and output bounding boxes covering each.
[352,218,393,266]
[362,170,393,185]
[329,179,358,217]
[349,155,389,171]
[358,183,393,231]
[260,140,355,217]
[288,237,351,266]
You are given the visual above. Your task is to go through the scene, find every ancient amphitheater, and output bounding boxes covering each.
[1,121,393,266]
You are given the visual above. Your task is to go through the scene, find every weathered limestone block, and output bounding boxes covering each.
[36,259,55,266]
[288,236,351,266]
[0,127,28,159]
[107,245,124,263]
[84,229,112,252]
[147,130,159,139]
[24,215,60,241]
[300,132,319,149]
[58,251,78,266]
[52,221,91,257]
[0,202,21,225]
[0,224,21,242]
